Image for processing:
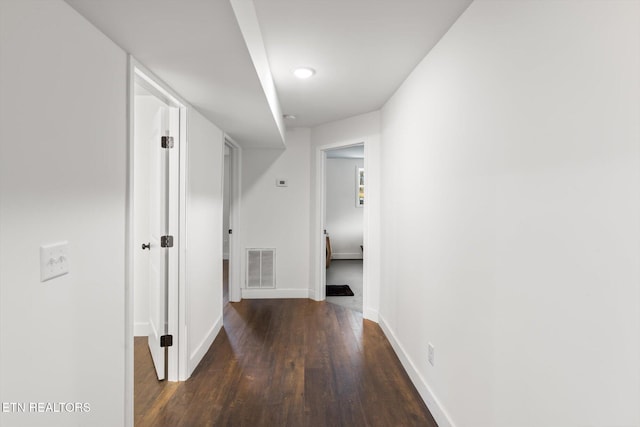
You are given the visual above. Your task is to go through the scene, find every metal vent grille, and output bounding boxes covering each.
[246,248,275,288]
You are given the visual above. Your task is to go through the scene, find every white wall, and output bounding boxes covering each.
[184,109,225,377]
[133,94,166,336]
[0,1,127,426]
[310,112,381,320]
[326,158,364,259]
[240,128,311,298]
[379,1,640,426]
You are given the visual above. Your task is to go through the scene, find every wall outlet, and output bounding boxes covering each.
[428,342,435,366]
[276,178,288,187]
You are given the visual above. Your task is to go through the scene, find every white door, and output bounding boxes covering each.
[148,106,170,380]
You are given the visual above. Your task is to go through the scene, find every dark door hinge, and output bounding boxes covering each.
[160,335,173,347]
[160,235,174,248]
[161,136,174,149]
[228,229,232,235]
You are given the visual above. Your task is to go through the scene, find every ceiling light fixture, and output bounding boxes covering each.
[292,67,315,79]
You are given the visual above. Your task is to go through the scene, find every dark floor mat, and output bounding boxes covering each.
[326,285,354,296]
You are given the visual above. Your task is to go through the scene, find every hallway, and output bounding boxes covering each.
[135,299,436,426]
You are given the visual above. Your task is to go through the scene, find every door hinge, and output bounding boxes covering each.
[228,229,232,235]
[161,136,174,149]
[160,335,173,347]
[160,235,174,248]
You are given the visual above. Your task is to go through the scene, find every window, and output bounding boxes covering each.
[356,167,364,207]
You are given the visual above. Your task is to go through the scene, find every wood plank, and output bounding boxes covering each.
[135,299,437,427]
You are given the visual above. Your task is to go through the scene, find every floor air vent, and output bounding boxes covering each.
[246,248,275,288]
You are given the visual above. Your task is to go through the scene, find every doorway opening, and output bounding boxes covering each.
[131,65,183,383]
[224,137,242,303]
[321,143,365,313]
[222,143,232,304]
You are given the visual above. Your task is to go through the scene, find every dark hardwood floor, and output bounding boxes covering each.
[135,268,437,426]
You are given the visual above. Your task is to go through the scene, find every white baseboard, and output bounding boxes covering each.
[241,288,310,299]
[331,253,363,260]
[378,314,456,427]
[308,288,320,301]
[134,322,149,337]
[188,314,223,378]
[363,307,379,322]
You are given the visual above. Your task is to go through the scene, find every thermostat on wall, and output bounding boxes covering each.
[276,179,288,187]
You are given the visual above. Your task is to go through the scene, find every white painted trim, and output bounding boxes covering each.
[125,55,135,427]
[314,139,377,322]
[241,288,310,299]
[187,315,223,378]
[312,148,326,302]
[129,58,188,383]
[219,139,229,261]
[166,91,183,383]
[134,322,149,337]
[225,136,243,303]
[361,142,372,321]
[378,314,455,427]
[363,308,379,322]
[132,61,189,108]
[330,253,363,260]
[176,106,189,382]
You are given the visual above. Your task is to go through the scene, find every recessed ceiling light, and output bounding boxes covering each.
[283,114,296,120]
[292,67,315,79]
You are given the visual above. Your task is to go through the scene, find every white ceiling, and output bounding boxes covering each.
[65,0,285,148]
[65,0,472,146]
[255,0,472,128]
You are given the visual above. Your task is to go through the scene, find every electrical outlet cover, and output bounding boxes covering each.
[40,241,69,282]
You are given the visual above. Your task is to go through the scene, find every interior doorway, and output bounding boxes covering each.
[223,137,242,303]
[322,144,365,313]
[131,66,183,382]
[222,143,232,304]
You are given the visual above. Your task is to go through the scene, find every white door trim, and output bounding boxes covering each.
[313,139,376,320]
[125,55,134,427]
[126,56,191,426]
[225,136,243,303]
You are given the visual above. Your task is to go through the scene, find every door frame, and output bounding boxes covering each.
[126,56,188,426]
[314,139,377,319]
[224,136,243,303]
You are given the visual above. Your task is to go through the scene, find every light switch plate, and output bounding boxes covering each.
[40,241,69,282]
